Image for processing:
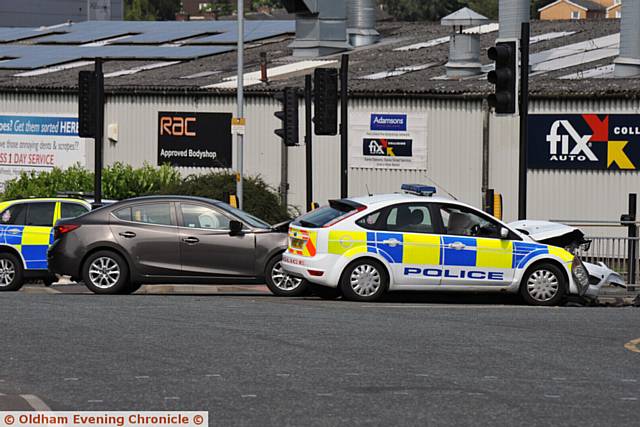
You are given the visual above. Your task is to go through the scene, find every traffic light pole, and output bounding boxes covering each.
[305,75,313,212]
[340,54,349,199]
[518,22,530,220]
[94,58,104,207]
[236,0,244,210]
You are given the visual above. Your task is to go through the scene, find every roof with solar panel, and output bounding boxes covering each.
[0,17,637,97]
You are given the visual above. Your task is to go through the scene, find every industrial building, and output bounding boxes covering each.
[0,0,123,27]
[0,0,639,231]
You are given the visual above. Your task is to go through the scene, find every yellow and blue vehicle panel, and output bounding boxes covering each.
[0,198,86,271]
[327,231,573,270]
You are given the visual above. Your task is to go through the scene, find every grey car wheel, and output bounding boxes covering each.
[520,263,566,306]
[0,253,23,292]
[340,259,388,302]
[82,250,129,295]
[265,254,309,296]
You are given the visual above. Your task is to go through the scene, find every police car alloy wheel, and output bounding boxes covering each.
[520,263,566,306]
[82,250,129,295]
[265,255,308,296]
[0,253,23,292]
[340,259,389,302]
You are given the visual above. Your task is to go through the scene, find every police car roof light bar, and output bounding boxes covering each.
[401,184,436,196]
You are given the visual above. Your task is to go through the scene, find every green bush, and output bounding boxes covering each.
[1,165,293,224]
[159,172,293,224]
[1,163,181,201]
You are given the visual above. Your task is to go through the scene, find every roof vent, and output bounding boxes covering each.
[498,0,529,40]
[441,8,488,78]
[615,1,640,77]
[283,0,351,57]
[348,0,379,47]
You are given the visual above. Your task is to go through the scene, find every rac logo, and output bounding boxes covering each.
[160,116,196,137]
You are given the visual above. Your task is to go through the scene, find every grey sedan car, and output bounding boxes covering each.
[47,196,307,295]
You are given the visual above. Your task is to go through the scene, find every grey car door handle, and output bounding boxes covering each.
[182,236,200,244]
[448,242,466,250]
[119,231,136,238]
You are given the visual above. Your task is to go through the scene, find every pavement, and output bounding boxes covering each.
[0,286,639,426]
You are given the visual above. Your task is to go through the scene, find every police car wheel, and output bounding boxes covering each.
[265,255,308,297]
[82,251,129,295]
[0,253,24,292]
[340,259,388,302]
[520,263,566,306]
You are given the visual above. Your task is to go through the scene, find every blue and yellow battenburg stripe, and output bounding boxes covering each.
[327,231,573,269]
[0,224,54,270]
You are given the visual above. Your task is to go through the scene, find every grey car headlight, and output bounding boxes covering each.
[572,256,590,291]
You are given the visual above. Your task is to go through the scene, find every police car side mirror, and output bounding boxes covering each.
[500,227,509,239]
[229,220,244,236]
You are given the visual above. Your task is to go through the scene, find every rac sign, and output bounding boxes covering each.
[160,115,196,137]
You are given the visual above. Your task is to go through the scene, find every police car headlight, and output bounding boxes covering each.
[571,256,589,289]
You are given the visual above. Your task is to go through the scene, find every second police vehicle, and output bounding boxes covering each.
[282,185,591,306]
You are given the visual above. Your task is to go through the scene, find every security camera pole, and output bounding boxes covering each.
[236,0,245,209]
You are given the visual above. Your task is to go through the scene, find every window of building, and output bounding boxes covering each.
[571,10,581,20]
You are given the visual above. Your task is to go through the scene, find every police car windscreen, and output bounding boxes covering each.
[293,200,364,228]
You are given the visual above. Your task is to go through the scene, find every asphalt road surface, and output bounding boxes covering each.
[1,286,639,426]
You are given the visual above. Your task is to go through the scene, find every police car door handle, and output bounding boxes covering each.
[448,242,466,250]
[182,236,200,245]
[7,228,20,234]
[119,231,136,238]
[382,238,401,247]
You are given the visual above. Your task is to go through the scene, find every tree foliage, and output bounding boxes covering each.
[124,0,180,21]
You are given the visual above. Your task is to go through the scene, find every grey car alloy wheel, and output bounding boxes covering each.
[526,269,560,302]
[271,260,303,291]
[88,256,121,289]
[0,258,16,287]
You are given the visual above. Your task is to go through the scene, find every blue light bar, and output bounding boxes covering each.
[401,184,436,196]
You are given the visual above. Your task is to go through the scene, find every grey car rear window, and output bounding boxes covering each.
[114,207,131,221]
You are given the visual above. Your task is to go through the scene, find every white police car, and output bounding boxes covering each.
[282,185,590,305]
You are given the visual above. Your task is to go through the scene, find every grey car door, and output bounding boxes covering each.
[177,202,256,277]
[110,202,181,276]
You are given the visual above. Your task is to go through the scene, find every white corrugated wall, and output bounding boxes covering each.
[2,90,639,229]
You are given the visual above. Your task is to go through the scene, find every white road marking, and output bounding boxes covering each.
[346,373,360,376]
[552,377,566,381]
[544,395,561,399]
[241,395,257,398]
[87,400,103,403]
[622,379,637,383]
[316,393,333,397]
[483,376,498,380]
[164,397,180,400]
[205,374,221,377]
[415,374,429,377]
[135,376,150,379]
[21,395,51,411]
[620,397,638,401]
[64,378,79,381]
[393,391,409,395]
[276,374,290,377]
[467,392,484,396]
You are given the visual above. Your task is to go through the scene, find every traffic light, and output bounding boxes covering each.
[274,87,299,147]
[487,41,517,114]
[78,70,97,138]
[313,68,338,136]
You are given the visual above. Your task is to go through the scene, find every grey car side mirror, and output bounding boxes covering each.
[500,227,509,239]
[229,220,243,236]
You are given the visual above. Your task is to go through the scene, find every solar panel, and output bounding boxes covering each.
[0,44,233,69]
[0,27,57,42]
[530,33,619,65]
[359,63,437,80]
[530,31,576,44]
[394,23,499,52]
[560,64,615,80]
[186,20,294,44]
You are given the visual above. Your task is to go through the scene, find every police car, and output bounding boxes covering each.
[0,197,91,291]
[282,185,590,306]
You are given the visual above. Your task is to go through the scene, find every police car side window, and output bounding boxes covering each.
[356,211,383,230]
[440,206,499,238]
[26,202,55,227]
[61,203,89,219]
[1,203,27,225]
[360,204,435,233]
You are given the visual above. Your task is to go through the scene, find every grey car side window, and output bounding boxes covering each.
[180,204,230,230]
[128,203,174,226]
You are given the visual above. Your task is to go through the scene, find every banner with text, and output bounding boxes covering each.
[528,114,640,171]
[349,112,427,170]
[157,112,232,168]
[0,114,86,191]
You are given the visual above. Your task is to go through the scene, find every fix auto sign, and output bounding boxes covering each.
[528,114,639,171]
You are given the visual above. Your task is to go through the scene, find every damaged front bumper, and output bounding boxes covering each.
[582,261,626,299]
